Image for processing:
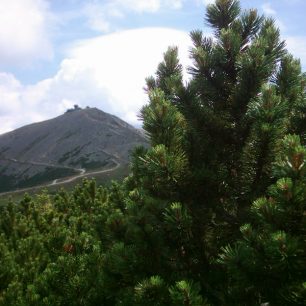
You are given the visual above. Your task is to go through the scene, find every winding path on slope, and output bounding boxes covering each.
[50,159,119,185]
[0,158,120,197]
[2,157,84,172]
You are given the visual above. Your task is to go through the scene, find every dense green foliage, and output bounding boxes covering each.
[1,0,306,305]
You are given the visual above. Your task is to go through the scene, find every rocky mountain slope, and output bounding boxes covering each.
[0,107,147,192]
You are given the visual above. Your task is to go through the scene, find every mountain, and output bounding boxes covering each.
[0,107,147,193]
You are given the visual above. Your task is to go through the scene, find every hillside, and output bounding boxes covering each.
[0,107,147,192]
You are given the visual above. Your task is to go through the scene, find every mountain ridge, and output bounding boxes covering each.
[0,107,147,192]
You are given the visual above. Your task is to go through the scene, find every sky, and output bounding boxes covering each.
[0,0,306,134]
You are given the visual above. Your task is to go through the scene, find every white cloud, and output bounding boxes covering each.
[262,3,276,15]
[67,28,191,118]
[260,3,286,31]
[195,0,214,6]
[84,0,184,33]
[0,0,53,67]
[285,36,306,69]
[166,0,184,10]
[84,3,112,32]
[0,72,49,133]
[0,28,191,134]
[116,0,161,13]
[113,0,184,12]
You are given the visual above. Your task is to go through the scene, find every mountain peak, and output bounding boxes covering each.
[0,108,147,192]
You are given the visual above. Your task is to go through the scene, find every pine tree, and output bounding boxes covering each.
[218,135,306,305]
[137,0,306,252]
[115,0,306,303]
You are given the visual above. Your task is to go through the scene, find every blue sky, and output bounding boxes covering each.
[0,0,306,134]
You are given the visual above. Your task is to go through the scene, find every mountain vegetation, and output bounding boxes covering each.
[0,0,305,305]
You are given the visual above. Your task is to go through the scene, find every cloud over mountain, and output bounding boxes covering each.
[0,28,191,134]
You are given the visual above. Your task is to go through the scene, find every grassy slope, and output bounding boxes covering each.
[0,163,129,206]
